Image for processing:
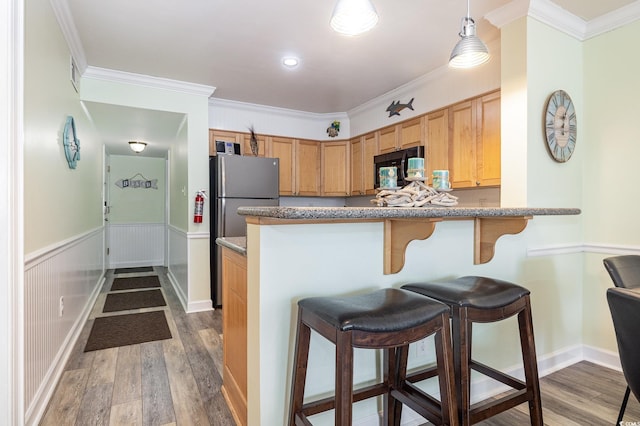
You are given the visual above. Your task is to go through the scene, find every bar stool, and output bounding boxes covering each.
[402,276,543,426]
[288,288,458,425]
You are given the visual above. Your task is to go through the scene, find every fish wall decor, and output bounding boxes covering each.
[386,98,415,117]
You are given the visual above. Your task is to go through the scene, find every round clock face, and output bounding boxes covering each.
[544,90,576,162]
[63,116,80,169]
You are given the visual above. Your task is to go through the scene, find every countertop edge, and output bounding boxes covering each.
[237,206,581,220]
[215,237,247,255]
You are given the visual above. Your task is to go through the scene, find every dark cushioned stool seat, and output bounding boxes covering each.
[401,276,543,426]
[289,288,459,425]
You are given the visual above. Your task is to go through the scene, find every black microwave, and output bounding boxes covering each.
[374,146,424,188]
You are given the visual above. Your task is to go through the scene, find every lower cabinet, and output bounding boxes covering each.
[221,247,248,426]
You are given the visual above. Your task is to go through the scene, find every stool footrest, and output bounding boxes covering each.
[391,383,444,425]
[405,365,439,384]
[471,360,526,390]
[301,382,388,417]
[470,389,530,424]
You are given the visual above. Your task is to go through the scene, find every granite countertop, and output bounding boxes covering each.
[237,206,581,220]
[215,236,247,255]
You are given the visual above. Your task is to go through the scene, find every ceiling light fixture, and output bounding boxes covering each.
[128,141,147,153]
[282,57,299,68]
[449,0,490,69]
[330,0,379,36]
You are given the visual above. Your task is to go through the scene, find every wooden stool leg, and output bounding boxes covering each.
[289,310,311,426]
[453,306,472,426]
[518,297,543,426]
[434,313,458,426]
[390,345,410,426]
[335,330,354,426]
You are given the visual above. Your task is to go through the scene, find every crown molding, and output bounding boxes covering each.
[209,97,348,122]
[49,0,87,72]
[584,1,640,40]
[487,0,640,41]
[83,66,215,97]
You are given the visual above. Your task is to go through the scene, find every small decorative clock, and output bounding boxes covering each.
[544,90,576,163]
[63,116,80,169]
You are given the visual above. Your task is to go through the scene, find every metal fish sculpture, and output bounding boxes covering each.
[386,98,415,117]
[248,125,259,156]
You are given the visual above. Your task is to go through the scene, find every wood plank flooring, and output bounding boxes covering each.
[41,268,235,426]
[41,267,639,425]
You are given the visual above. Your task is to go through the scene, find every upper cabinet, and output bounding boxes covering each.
[362,132,379,195]
[242,132,266,157]
[398,117,423,149]
[296,139,321,196]
[476,91,501,187]
[209,129,241,155]
[350,137,363,196]
[321,140,350,196]
[425,108,449,181]
[378,125,397,154]
[267,136,295,196]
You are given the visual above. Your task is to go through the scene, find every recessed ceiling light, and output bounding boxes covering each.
[282,57,299,68]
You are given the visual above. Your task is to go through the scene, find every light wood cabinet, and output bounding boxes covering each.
[242,132,266,157]
[350,137,363,195]
[426,108,449,183]
[363,132,379,195]
[321,140,350,196]
[476,91,501,186]
[221,247,247,426]
[398,117,424,149]
[267,136,295,195]
[296,139,321,196]
[448,90,501,188]
[378,125,397,154]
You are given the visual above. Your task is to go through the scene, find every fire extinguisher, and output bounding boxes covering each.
[194,190,206,223]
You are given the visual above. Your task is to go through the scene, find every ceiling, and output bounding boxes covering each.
[64,0,637,156]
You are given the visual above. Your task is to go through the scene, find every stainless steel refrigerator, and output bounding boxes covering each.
[209,155,279,307]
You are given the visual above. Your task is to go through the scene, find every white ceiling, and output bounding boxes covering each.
[63,0,637,156]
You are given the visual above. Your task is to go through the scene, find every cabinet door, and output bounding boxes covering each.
[267,136,295,196]
[221,247,248,426]
[209,130,241,156]
[296,139,320,196]
[242,132,266,157]
[350,137,363,195]
[476,91,501,186]
[426,109,449,183]
[399,117,423,149]
[378,125,398,153]
[449,100,477,188]
[363,132,379,194]
[322,141,350,196]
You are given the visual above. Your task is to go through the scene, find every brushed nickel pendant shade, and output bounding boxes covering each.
[330,0,379,36]
[449,0,490,69]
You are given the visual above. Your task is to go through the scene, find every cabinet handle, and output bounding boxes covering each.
[476,181,480,186]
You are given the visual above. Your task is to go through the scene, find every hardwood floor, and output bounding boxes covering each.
[41,267,639,425]
[41,268,236,426]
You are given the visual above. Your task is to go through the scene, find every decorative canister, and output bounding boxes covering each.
[432,169,451,190]
[407,157,425,178]
[379,166,398,188]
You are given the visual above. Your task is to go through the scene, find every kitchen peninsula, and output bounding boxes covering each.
[220,206,580,426]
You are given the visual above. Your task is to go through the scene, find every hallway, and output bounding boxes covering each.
[40,268,236,425]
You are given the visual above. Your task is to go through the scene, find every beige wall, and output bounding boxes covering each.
[23,0,103,255]
[108,155,165,224]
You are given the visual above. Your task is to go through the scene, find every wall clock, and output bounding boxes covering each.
[544,90,576,163]
[63,116,80,169]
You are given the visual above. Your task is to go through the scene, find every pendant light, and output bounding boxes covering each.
[449,0,490,69]
[128,141,147,153]
[330,0,379,36]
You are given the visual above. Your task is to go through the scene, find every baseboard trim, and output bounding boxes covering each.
[167,268,187,312]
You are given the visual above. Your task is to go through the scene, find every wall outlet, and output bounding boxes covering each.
[59,296,64,318]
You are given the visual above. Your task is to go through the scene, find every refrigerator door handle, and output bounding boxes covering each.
[218,198,226,236]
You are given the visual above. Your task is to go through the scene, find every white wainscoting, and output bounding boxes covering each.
[107,222,165,269]
[168,225,188,310]
[24,227,105,425]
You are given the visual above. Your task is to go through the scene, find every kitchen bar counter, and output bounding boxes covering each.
[239,206,580,273]
[233,205,581,425]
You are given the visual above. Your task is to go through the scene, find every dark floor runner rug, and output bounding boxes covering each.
[111,275,161,291]
[114,266,154,274]
[85,310,172,352]
[103,289,166,313]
